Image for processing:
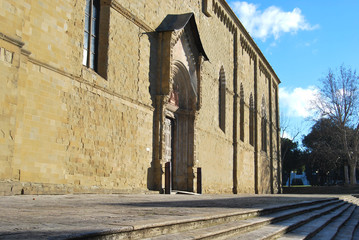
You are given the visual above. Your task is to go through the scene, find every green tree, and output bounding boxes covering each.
[303,118,346,185]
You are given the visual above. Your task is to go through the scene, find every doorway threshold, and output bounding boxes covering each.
[172,190,201,195]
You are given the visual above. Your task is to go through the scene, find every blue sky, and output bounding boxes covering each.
[227,0,359,141]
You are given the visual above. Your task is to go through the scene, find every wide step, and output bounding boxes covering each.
[79,197,359,240]
[147,199,340,240]
[277,203,353,240]
[312,205,356,240]
[229,201,348,240]
[335,205,359,240]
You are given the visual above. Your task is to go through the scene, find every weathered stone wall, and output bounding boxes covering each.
[0,40,18,181]
[257,68,270,193]
[0,0,280,195]
[0,0,25,184]
[196,9,235,193]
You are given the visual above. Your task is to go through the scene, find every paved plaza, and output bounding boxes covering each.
[0,193,344,239]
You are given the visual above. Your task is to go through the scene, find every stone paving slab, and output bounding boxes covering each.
[0,193,341,239]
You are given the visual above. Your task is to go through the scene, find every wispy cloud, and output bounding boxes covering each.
[230,1,319,41]
[279,86,318,118]
[281,131,293,140]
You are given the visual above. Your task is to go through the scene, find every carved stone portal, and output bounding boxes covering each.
[155,13,208,192]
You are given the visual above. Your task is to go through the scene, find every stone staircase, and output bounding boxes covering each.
[77,196,359,240]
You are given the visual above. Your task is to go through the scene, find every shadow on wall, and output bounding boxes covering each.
[145,29,160,191]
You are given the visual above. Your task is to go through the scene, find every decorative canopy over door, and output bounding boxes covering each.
[153,13,208,192]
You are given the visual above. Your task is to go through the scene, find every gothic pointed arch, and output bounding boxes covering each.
[240,83,244,141]
[261,96,267,152]
[153,13,209,193]
[168,61,197,111]
[261,96,266,117]
[249,93,254,146]
[219,66,226,132]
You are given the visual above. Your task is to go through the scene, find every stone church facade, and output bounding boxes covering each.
[0,0,281,195]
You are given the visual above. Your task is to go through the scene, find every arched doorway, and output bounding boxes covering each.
[165,61,196,191]
[152,13,208,193]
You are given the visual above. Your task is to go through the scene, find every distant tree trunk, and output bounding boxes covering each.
[350,164,357,184]
[343,129,357,184]
[344,164,350,184]
[350,148,357,184]
[351,134,359,184]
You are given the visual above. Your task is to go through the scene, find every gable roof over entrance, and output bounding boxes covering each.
[156,13,209,61]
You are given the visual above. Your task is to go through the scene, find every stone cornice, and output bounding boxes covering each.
[212,1,236,34]
[27,56,154,112]
[0,32,32,57]
[0,32,24,48]
[108,0,154,32]
[240,35,256,61]
[259,60,271,80]
[207,0,281,84]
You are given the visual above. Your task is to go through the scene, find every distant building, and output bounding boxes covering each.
[0,0,281,195]
[286,172,310,186]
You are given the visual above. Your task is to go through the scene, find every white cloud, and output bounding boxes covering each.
[281,130,293,140]
[279,86,318,118]
[231,1,319,41]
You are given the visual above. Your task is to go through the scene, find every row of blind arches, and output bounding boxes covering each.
[219,67,268,151]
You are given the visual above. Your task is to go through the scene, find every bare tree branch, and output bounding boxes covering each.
[311,65,359,184]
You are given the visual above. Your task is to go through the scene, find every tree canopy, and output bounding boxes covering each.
[302,118,346,185]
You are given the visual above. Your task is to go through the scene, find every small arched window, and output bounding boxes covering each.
[219,66,226,132]
[240,83,245,142]
[261,97,267,152]
[249,93,254,146]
